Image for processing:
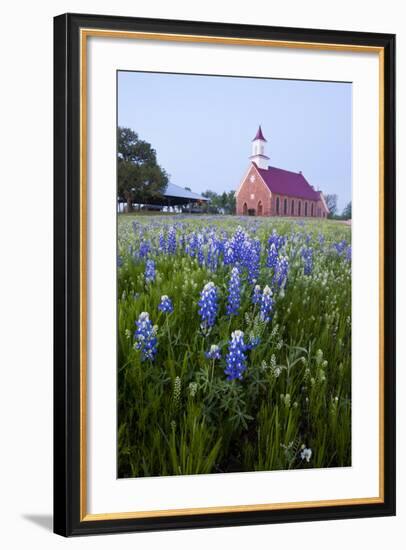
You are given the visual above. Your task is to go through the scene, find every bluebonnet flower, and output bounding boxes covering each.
[167,226,177,254]
[206,344,221,360]
[198,282,218,331]
[246,335,260,350]
[266,242,278,269]
[207,240,219,272]
[246,239,261,285]
[345,245,352,262]
[197,244,205,267]
[186,232,198,258]
[225,330,247,381]
[252,284,261,305]
[117,255,123,268]
[158,230,166,253]
[134,312,157,361]
[158,295,173,314]
[226,267,241,316]
[274,256,289,287]
[231,226,248,264]
[223,240,235,266]
[333,239,347,256]
[139,240,150,259]
[301,247,313,276]
[318,233,325,246]
[260,285,274,322]
[145,259,156,283]
[268,230,285,252]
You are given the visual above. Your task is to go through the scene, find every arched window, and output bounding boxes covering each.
[243,202,248,215]
[305,202,308,216]
[298,201,301,216]
[284,198,287,215]
[311,203,314,217]
[276,197,280,215]
[257,200,263,216]
[291,200,295,215]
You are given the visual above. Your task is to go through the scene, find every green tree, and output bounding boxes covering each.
[117,127,168,212]
[226,190,236,215]
[201,189,236,215]
[325,194,338,218]
[342,201,352,220]
[202,190,221,214]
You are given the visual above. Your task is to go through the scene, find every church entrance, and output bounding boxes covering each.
[257,201,263,216]
[248,208,256,216]
[243,202,248,215]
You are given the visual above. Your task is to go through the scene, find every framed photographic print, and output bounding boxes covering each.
[53,13,396,536]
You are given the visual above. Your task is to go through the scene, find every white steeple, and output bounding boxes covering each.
[249,125,269,169]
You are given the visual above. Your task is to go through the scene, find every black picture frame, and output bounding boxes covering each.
[54,12,396,537]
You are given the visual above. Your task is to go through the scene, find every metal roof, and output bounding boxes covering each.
[164,183,209,201]
[255,164,322,201]
[252,125,267,142]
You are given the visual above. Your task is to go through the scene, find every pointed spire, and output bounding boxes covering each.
[252,125,267,142]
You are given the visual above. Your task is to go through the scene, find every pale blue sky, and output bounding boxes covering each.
[118,71,352,212]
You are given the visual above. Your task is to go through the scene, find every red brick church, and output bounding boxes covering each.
[236,126,329,218]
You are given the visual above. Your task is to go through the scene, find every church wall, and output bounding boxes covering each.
[236,165,271,216]
[236,165,329,218]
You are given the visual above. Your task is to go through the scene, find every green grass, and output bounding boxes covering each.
[117,215,351,477]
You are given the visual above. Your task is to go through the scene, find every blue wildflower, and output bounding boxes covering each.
[206,344,221,360]
[197,244,205,267]
[301,247,313,276]
[268,230,285,252]
[134,312,157,361]
[252,284,261,305]
[333,240,347,256]
[260,285,274,322]
[231,226,248,264]
[139,240,150,259]
[167,226,177,254]
[266,243,278,269]
[274,256,289,287]
[158,230,166,253]
[198,282,218,332]
[226,267,241,316]
[145,259,156,283]
[158,295,173,314]
[223,240,235,266]
[345,245,352,262]
[246,239,261,285]
[225,330,247,381]
[207,240,219,272]
[246,335,260,350]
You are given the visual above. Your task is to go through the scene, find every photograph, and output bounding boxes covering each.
[116,70,352,478]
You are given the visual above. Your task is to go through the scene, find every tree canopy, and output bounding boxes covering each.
[325,194,338,218]
[201,190,236,214]
[117,127,169,210]
[342,201,352,220]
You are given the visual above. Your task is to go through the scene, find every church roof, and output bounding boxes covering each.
[255,164,321,201]
[252,125,267,142]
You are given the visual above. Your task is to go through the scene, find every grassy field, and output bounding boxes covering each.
[117,214,351,478]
